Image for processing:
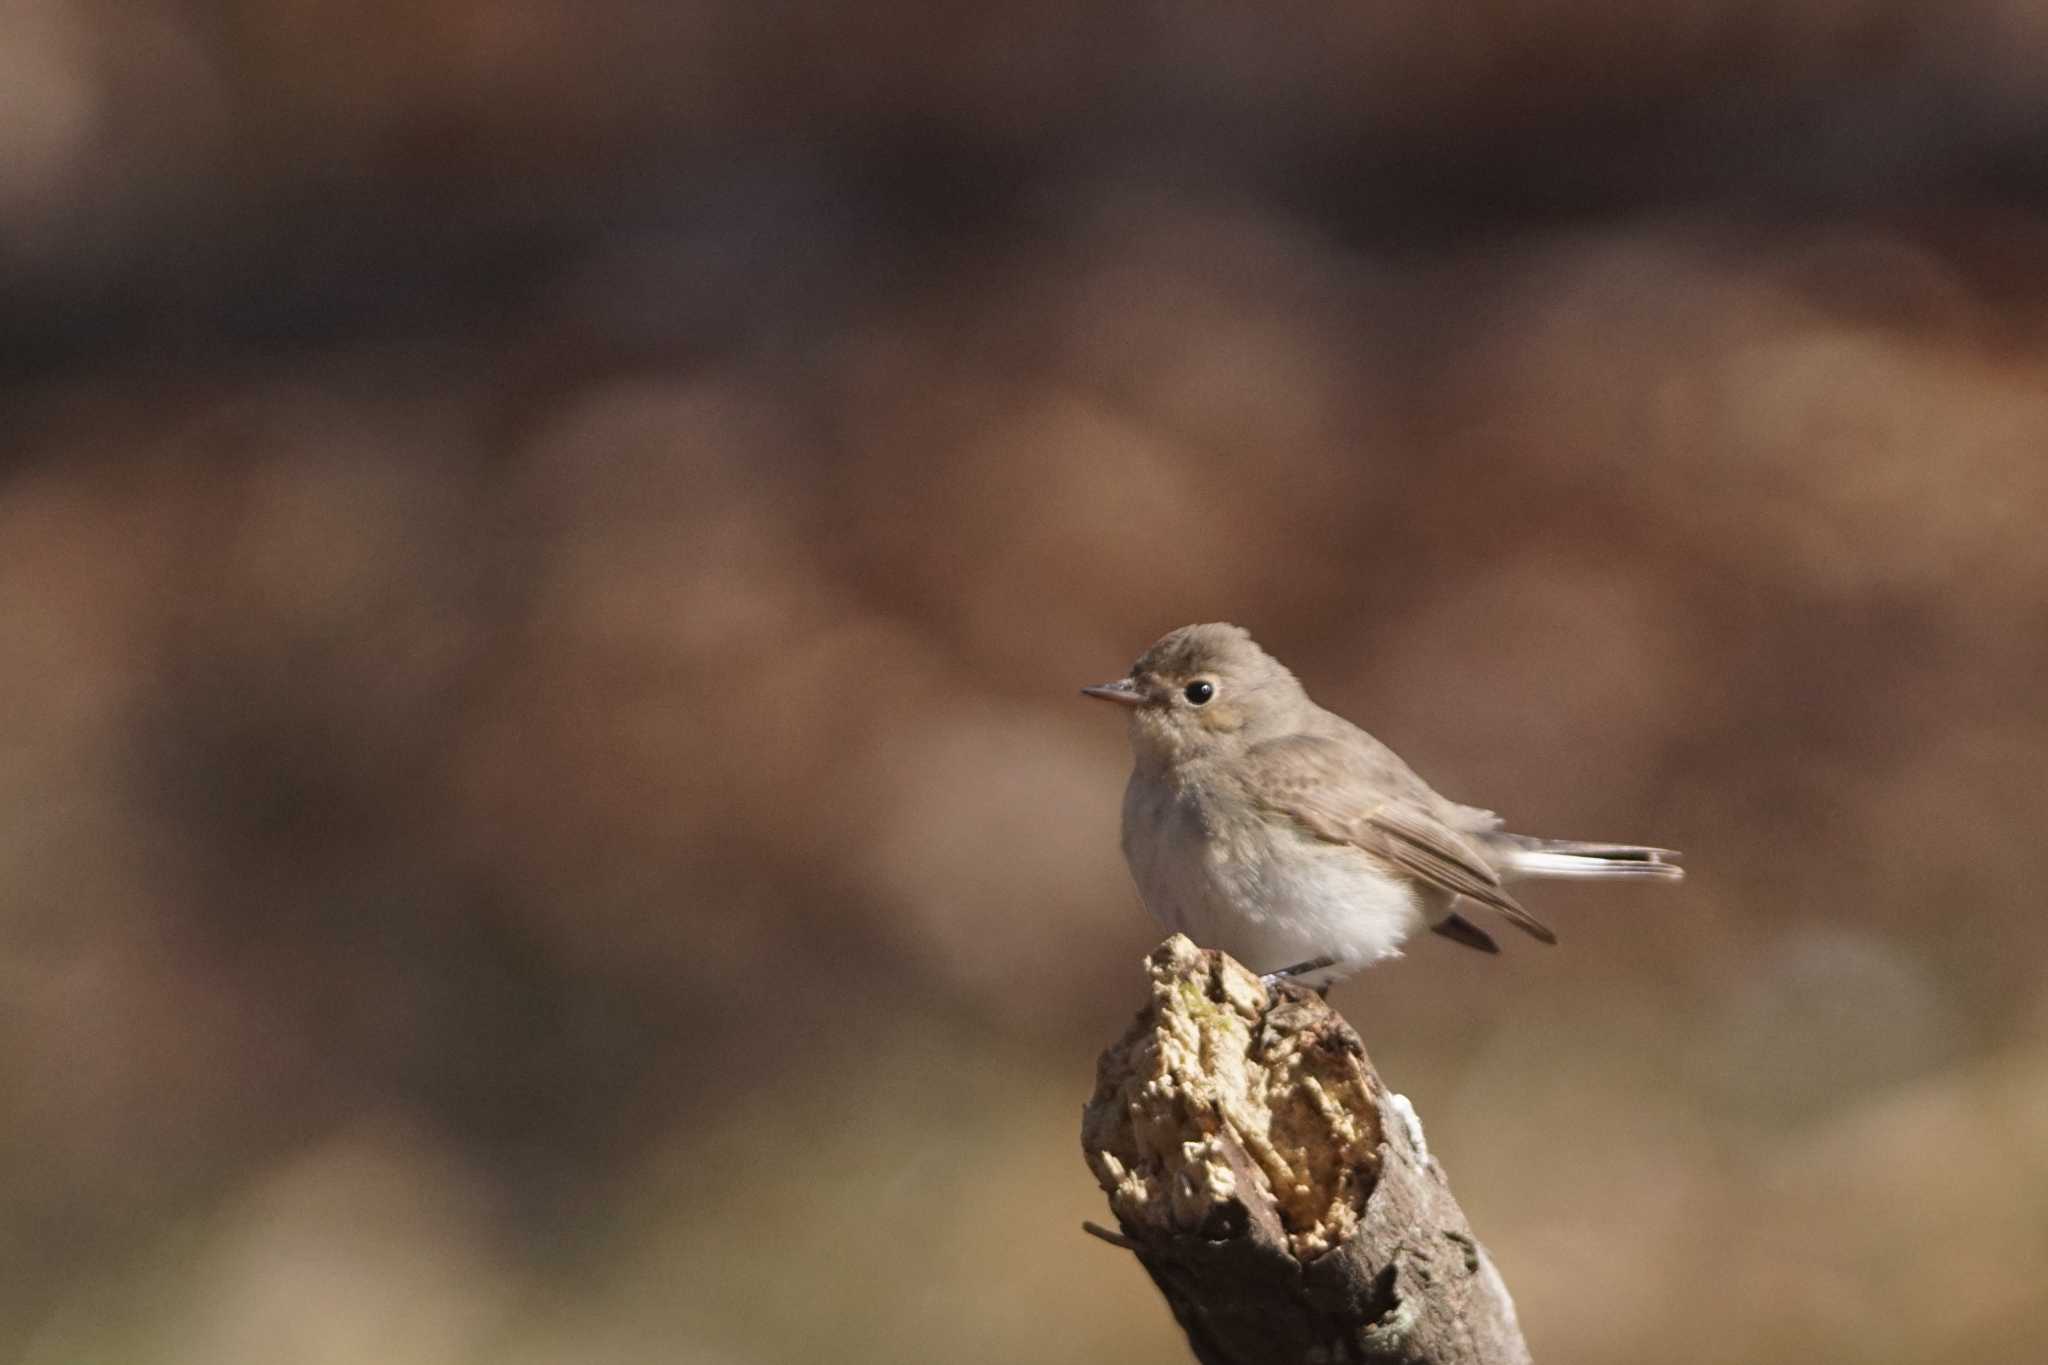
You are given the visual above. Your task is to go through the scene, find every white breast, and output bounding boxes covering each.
[1121,774,1432,981]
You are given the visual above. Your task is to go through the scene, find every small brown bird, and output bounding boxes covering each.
[1083,624,1682,989]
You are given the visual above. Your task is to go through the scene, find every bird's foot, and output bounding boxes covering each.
[1259,955,1338,994]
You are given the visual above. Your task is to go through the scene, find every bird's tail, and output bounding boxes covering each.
[1489,835,1684,882]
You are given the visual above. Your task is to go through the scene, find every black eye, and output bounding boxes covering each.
[1184,680,1215,705]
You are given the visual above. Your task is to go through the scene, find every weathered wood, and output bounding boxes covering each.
[1082,935,1532,1365]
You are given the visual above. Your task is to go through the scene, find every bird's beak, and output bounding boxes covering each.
[1081,677,1145,707]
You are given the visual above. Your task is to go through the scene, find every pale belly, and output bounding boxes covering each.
[1123,782,1438,983]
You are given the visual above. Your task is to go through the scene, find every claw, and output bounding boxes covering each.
[1259,954,1338,991]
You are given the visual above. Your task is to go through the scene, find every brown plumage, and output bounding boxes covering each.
[1083,623,1682,986]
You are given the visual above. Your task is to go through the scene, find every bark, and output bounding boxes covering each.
[1081,935,1533,1365]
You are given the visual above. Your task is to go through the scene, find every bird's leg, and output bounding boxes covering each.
[1259,955,1338,992]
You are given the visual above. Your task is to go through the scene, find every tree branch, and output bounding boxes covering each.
[1081,935,1533,1365]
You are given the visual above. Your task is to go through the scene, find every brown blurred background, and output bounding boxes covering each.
[5,4,2048,1362]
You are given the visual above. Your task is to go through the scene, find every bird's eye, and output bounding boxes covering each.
[1184,680,1215,706]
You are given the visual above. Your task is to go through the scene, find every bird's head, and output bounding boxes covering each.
[1082,623,1306,768]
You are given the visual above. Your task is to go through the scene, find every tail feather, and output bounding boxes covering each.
[1491,835,1684,883]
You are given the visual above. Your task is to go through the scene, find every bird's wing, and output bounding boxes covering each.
[1445,801,1504,833]
[1241,734,1557,945]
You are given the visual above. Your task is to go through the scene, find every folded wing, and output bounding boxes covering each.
[1240,734,1559,945]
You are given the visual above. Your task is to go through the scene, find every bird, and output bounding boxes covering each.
[1082,623,1682,990]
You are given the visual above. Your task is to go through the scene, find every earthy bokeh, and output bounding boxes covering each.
[5,5,2047,1363]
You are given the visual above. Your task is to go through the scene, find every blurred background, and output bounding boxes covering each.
[5,3,2048,1363]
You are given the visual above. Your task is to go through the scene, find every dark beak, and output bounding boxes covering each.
[1081,677,1145,706]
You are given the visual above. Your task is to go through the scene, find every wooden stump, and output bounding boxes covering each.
[1082,935,1532,1365]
